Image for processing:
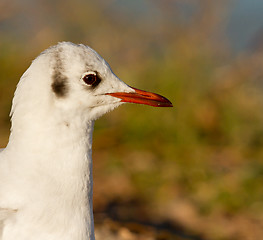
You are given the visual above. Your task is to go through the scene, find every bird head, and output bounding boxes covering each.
[11,42,172,127]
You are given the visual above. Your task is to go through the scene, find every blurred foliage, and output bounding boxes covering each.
[1,0,263,239]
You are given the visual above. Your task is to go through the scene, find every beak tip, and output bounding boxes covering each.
[158,101,173,107]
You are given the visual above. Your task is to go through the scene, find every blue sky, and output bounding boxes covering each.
[1,0,263,53]
[227,0,263,51]
[111,0,263,52]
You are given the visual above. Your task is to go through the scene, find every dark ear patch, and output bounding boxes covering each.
[51,48,68,98]
[52,74,68,97]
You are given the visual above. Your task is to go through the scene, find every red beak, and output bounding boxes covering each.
[106,87,173,107]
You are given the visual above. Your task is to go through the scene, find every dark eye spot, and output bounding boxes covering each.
[82,73,101,87]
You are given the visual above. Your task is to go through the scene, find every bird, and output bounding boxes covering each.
[0,42,172,240]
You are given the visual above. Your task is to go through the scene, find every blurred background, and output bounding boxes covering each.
[1,0,263,239]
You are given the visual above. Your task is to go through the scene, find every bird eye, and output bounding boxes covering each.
[82,72,101,87]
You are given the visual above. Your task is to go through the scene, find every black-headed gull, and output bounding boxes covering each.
[0,42,172,240]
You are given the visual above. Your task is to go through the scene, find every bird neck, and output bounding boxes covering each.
[5,116,96,239]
